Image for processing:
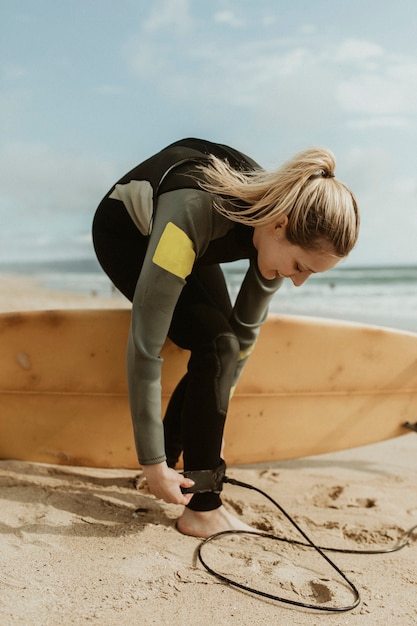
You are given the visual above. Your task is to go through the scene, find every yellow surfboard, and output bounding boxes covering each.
[0,309,415,468]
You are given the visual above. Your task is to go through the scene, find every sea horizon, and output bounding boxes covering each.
[1,256,416,273]
[1,256,416,334]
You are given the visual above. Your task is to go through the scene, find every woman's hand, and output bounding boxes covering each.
[141,462,195,505]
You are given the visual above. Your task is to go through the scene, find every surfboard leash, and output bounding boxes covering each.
[187,471,417,613]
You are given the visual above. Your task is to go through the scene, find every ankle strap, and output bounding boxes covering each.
[181,461,226,494]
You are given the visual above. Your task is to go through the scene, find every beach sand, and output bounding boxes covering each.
[0,275,416,625]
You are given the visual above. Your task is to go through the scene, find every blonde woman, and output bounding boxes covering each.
[92,138,359,538]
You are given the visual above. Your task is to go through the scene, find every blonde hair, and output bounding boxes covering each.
[197,147,360,257]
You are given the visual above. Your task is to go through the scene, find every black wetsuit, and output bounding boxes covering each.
[92,138,283,511]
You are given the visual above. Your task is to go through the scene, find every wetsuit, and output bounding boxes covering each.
[92,138,283,511]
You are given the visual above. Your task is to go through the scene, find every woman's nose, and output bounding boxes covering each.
[290,272,311,287]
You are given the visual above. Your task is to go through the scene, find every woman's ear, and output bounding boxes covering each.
[271,215,288,241]
[274,215,289,230]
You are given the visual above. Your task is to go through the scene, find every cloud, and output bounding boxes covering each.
[123,6,417,141]
[0,142,117,213]
[335,42,417,121]
[214,10,245,28]
[3,2,417,265]
[0,142,120,261]
[2,63,28,80]
[337,71,417,116]
[141,0,194,34]
[0,88,32,136]
[347,117,408,129]
[333,38,384,63]
[339,146,417,265]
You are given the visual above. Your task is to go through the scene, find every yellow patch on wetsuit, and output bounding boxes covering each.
[239,343,255,361]
[152,222,195,279]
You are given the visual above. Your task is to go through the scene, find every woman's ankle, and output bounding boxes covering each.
[176,505,253,538]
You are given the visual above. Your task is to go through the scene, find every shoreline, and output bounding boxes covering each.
[0,272,416,335]
[0,273,130,313]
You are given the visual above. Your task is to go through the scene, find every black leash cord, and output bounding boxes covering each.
[197,476,416,613]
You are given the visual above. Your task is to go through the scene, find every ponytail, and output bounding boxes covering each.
[197,147,359,257]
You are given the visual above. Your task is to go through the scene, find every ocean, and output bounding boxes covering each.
[1,259,416,334]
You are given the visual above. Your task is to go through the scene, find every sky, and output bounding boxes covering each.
[1,0,417,266]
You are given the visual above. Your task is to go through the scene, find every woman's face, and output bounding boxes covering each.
[253,218,340,285]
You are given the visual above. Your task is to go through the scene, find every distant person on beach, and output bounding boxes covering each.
[92,138,359,538]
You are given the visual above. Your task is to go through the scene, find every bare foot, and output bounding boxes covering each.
[176,505,254,538]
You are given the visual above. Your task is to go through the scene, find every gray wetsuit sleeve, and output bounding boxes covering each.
[230,261,283,386]
[126,189,213,465]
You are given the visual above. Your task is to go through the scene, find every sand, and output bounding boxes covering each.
[0,275,416,625]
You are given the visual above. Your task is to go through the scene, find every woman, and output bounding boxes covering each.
[92,138,359,538]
